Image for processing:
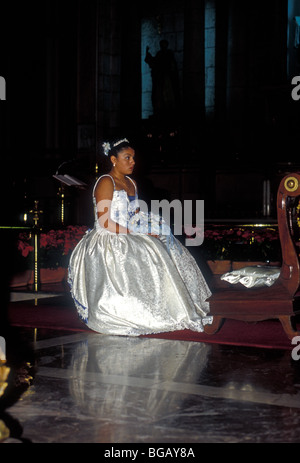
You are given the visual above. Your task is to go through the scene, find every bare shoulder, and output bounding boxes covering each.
[94,175,114,197]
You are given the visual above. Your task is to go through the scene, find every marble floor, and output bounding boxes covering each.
[1,312,300,446]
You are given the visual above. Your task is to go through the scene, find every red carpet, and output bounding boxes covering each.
[7,293,298,350]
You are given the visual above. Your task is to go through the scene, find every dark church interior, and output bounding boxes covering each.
[1,0,300,445]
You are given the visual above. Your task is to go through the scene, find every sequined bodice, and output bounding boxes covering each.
[93,175,139,229]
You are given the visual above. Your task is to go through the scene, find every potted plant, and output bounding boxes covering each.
[12,225,88,286]
[184,225,281,274]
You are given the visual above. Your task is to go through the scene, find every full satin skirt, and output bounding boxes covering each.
[68,228,212,336]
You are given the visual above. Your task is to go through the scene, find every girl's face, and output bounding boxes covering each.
[112,147,135,175]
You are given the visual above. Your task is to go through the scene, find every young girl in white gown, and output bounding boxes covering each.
[68,138,212,336]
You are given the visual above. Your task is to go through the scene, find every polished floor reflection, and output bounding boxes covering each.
[1,324,300,444]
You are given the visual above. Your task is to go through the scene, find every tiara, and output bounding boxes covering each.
[113,138,129,147]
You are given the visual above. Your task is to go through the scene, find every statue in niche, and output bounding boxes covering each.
[145,40,180,123]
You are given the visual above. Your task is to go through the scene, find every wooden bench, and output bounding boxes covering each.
[204,172,300,340]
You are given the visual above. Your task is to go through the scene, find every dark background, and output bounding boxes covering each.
[1,0,300,228]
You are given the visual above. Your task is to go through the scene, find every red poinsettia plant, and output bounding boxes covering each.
[17,225,88,269]
[184,225,281,261]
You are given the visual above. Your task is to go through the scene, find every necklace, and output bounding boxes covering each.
[111,174,133,194]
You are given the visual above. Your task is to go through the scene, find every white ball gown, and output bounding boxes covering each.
[68,174,212,336]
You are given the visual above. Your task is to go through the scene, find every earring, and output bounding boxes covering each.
[113,163,116,167]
